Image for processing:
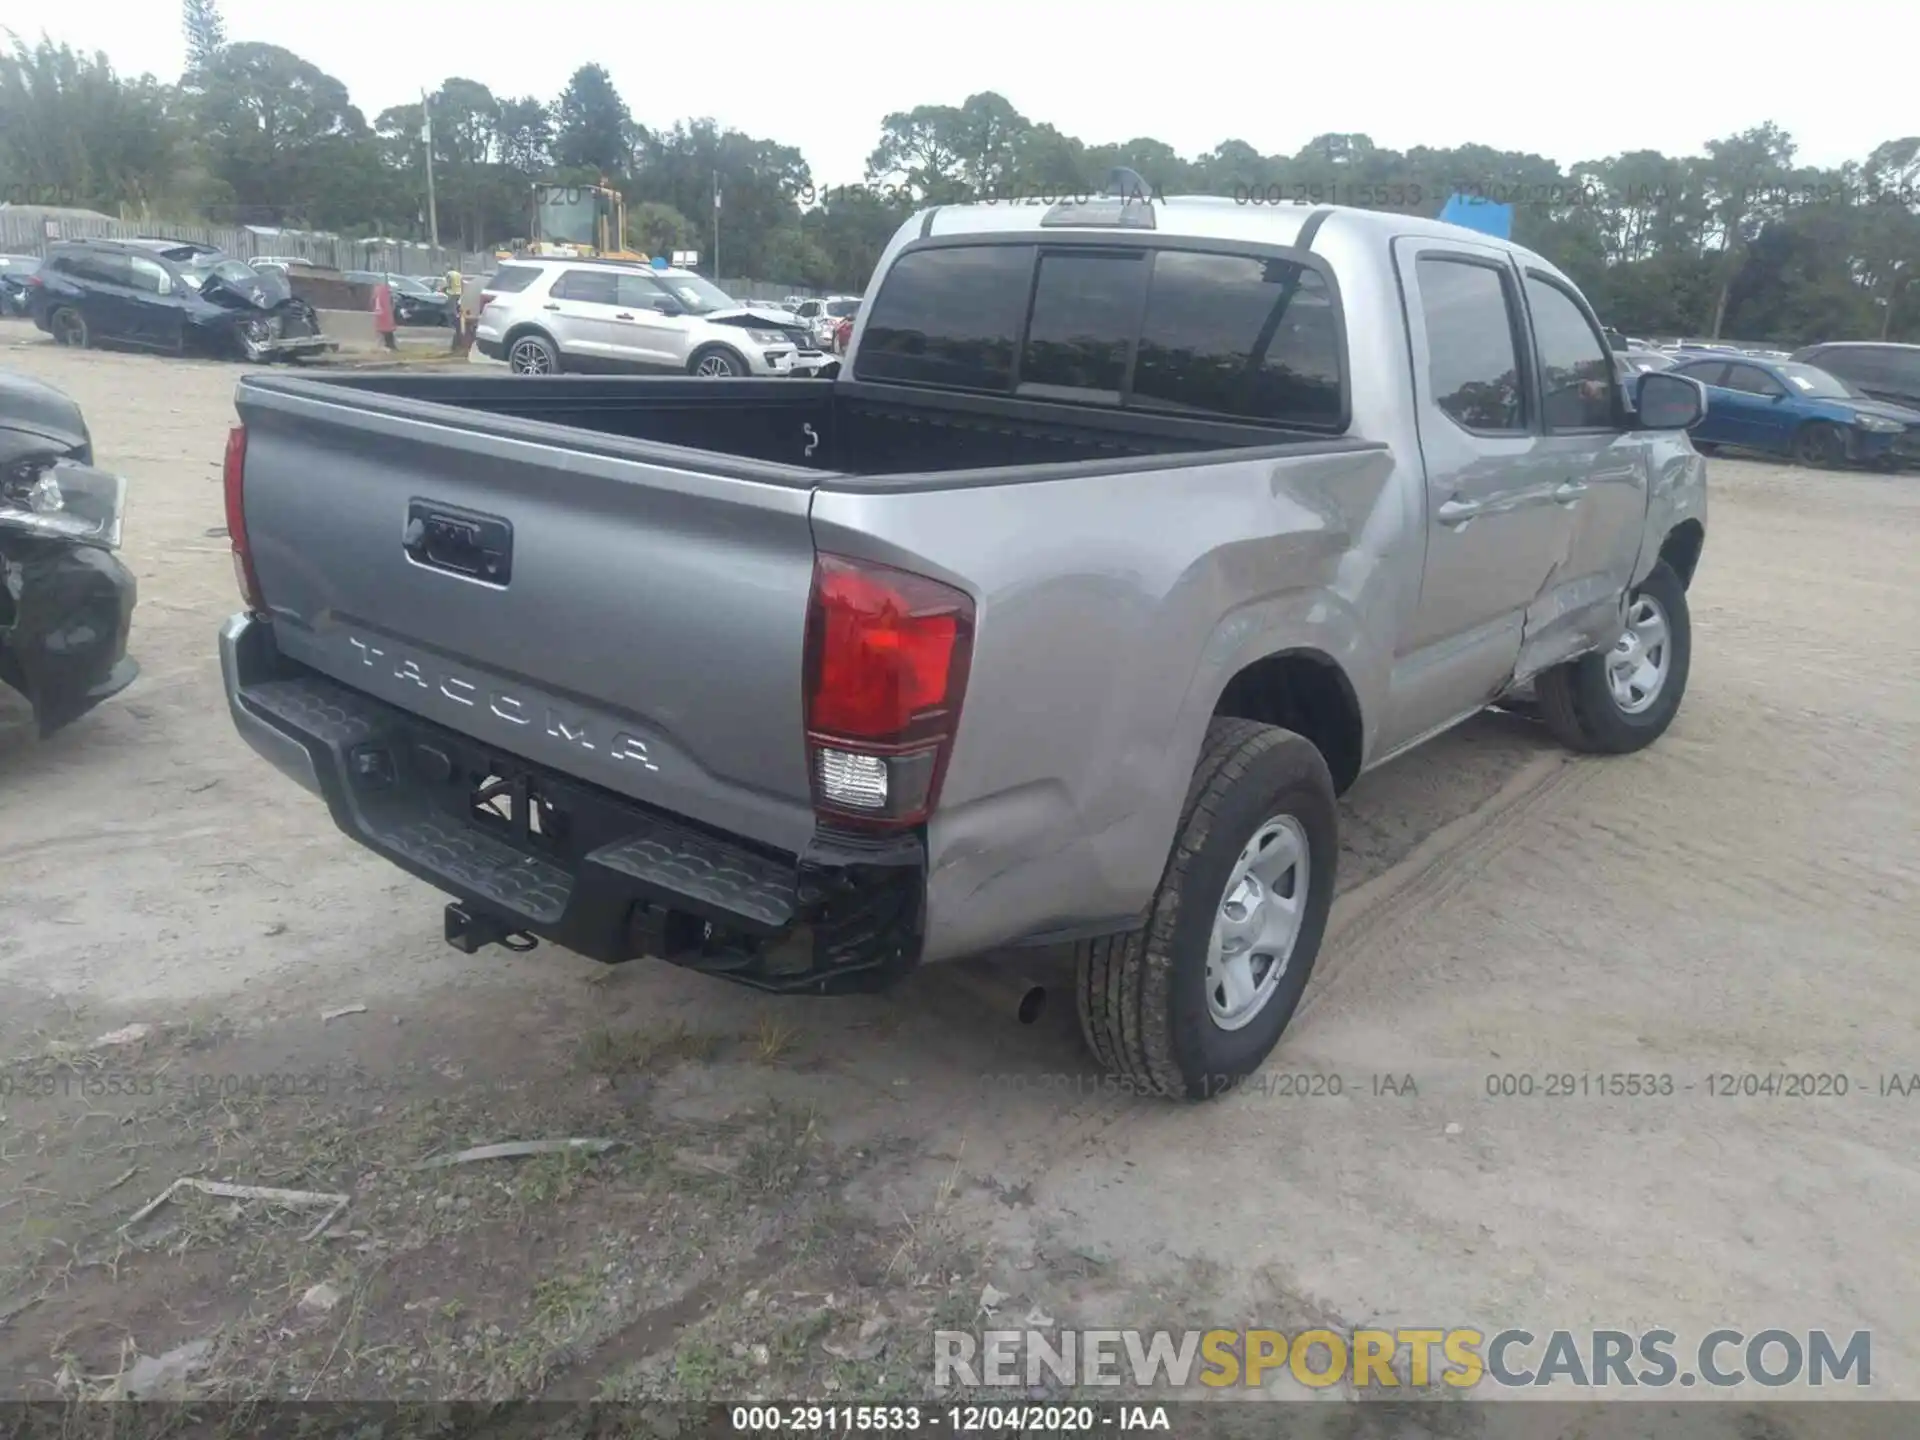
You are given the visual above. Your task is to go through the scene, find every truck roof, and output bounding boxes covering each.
[917,196,1558,273]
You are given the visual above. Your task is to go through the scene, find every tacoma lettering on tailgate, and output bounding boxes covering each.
[348,636,659,771]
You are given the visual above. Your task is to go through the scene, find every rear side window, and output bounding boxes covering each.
[52,248,129,285]
[1019,251,1148,401]
[857,245,1034,391]
[1676,361,1729,387]
[485,265,541,294]
[1818,346,1916,389]
[1133,252,1342,427]
[1525,275,1615,429]
[1417,258,1525,433]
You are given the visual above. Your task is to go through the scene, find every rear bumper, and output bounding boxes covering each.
[219,613,925,992]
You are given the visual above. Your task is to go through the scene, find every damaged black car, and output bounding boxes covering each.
[25,240,337,363]
[0,369,138,736]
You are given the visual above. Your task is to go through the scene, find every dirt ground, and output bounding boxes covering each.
[2,331,1916,1423]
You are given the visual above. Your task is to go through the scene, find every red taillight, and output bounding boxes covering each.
[223,424,265,613]
[25,274,42,288]
[803,553,974,827]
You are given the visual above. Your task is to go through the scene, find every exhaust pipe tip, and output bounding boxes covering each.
[1016,985,1047,1025]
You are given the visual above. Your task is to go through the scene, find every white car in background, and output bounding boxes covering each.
[473,259,817,376]
[791,294,862,350]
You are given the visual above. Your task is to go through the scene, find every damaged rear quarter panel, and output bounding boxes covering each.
[808,443,1396,963]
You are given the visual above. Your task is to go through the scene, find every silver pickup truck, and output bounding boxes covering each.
[219,188,1709,1101]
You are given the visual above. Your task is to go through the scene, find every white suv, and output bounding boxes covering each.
[791,294,862,349]
[474,259,816,376]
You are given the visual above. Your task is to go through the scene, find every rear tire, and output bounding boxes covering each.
[1793,421,1847,469]
[1075,718,1338,1101]
[1536,560,1691,755]
[50,307,89,348]
[1692,441,1719,455]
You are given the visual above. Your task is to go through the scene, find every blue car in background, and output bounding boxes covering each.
[1667,355,1920,469]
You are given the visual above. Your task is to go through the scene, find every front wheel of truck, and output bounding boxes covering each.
[1536,559,1691,755]
[1075,719,1338,1101]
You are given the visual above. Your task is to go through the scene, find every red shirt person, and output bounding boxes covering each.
[372,279,396,349]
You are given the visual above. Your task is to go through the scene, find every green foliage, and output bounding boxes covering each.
[2,24,1915,346]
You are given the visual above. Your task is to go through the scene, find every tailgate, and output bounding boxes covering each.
[232,377,821,856]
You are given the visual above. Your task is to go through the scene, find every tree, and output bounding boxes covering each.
[496,96,552,173]
[0,35,181,214]
[552,64,632,176]
[180,0,226,75]
[197,41,368,216]
[1696,123,1797,337]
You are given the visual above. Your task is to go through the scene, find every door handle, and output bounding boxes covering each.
[614,312,635,320]
[1436,496,1481,527]
[1553,480,1589,504]
[542,302,560,311]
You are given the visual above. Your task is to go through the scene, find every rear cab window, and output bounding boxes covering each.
[855,241,1348,431]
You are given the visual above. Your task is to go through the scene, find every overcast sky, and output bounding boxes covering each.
[19,0,1910,186]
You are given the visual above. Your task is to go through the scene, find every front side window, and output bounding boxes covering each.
[1525,274,1615,429]
[554,269,619,304]
[1417,257,1525,433]
[1721,363,1782,397]
[616,274,670,310]
[127,256,173,295]
[1133,252,1343,428]
[856,244,1034,392]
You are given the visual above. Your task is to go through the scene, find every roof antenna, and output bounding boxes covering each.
[1104,167,1153,205]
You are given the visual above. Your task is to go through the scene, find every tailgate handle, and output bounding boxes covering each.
[404,501,513,587]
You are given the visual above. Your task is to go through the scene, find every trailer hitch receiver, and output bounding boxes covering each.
[444,901,538,954]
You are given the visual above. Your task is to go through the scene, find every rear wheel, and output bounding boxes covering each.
[1692,440,1719,455]
[1536,560,1691,755]
[507,332,559,375]
[689,345,745,377]
[1074,719,1338,1100]
[50,307,89,348]
[1793,421,1847,469]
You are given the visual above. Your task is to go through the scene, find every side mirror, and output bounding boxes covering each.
[1636,371,1706,430]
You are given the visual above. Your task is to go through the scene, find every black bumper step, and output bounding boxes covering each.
[237,673,794,943]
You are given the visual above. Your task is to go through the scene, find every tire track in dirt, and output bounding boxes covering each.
[1301,748,1588,1018]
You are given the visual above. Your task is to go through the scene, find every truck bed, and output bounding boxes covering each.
[263,372,1357,485]
[225,367,1388,986]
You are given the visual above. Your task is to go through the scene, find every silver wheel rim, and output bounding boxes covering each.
[1607,593,1671,715]
[510,339,552,374]
[55,311,85,346]
[1206,815,1310,1031]
[695,353,736,376]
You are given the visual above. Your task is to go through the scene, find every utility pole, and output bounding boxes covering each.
[421,89,440,253]
[712,171,721,279]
